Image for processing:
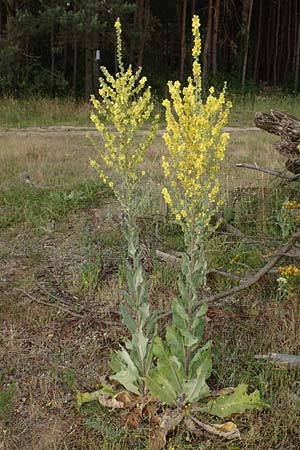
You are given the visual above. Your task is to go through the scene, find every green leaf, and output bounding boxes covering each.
[183,377,210,403]
[166,325,185,366]
[178,275,189,300]
[181,254,190,278]
[126,268,135,294]
[133,264,144,290]
[146,309,158,336]
[147,372,177,405]
[111,369,140,395]
[121,289,135,308]
[156,358,183,393]
[139,303,150,328]
[153,336,169,359]
[189,342,212,379]
[132,330,149,363]
[180,328,199,348]
[139,280,150,305]
[76,390,102,409]
[120,304,136,335]
[110,348,141,394]
[109,350,122,373]
[199,383,268,418]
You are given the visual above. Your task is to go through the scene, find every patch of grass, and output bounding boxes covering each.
[1,94,300,129]
[0,180,110,230]
[0,383,16,415]
[0,97,91,128]
[229,94,300,127]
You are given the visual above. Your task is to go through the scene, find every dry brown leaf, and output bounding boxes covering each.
[98,394,125,408]
[149,411,184,450]
[122,408,141,428]
[115,391,137,408]
[212,421,237,433]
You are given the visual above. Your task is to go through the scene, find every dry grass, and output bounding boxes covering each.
[1,130,300,449]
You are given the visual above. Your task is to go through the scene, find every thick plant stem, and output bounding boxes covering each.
[184,220,207,376]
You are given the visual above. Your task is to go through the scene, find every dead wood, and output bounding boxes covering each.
[254,353,300,369]
[202,230,300,305]
[159,230,300,319]
[254,109,300,174]
[236,163,300,182]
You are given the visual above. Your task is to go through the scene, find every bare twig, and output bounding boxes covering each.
[156,250,241,281]
[202,230,300,305]
[155,249,181,264]
[185,415,241,440]
[236,163,300,182]
[159,230,300,319]
[254,353,300,369]
[14,288,84,318]
[14,288,119,324]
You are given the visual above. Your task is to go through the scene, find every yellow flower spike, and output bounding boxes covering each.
[90,18,158,205]
[161,15,231,233]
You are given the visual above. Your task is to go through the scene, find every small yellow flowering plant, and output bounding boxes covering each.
[90,18,159,396]
[148,16,266,425]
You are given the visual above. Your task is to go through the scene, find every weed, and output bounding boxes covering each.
[0,383,16,416]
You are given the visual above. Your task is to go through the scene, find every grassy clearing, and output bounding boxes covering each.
[1,94,300,128]
[1,131,300,449]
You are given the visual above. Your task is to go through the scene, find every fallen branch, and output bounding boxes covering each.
[159,230,300,319]
[15,288,84,318]
[185,415,241,440]
[202,230,300,305]
[156,250,240,281]
[236,163,300,182]
[254,353,300,369]
[14,288,118,325]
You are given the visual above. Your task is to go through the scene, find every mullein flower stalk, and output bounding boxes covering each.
[148,15,232,406]
[90,18,159,395]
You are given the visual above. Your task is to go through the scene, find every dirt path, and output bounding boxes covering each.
[0,125,260,137]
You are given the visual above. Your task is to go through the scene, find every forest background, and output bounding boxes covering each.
[1,0,300,100]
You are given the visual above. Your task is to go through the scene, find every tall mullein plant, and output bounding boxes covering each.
[148,16,232,406]
[90,19,159,396]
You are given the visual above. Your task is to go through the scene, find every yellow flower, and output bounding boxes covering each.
[90,18,159,204]
[161,15,231,232]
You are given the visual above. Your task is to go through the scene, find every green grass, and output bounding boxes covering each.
[1,94,300,128]
[0,97,91,128]
[0,180,110,230]
[229,93,300,126]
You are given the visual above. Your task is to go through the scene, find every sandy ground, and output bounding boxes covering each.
[0,125,260,137]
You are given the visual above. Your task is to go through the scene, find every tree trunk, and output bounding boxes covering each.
[241,0,254,93]
[73,0,78,97]
[85,44,93,101]
[129,0,139,64]
[7,0,16,17]
[203,0,213,82]
[137,0,150,68]
[265,5,272,83]
[212,0,220,77]
[50,26,55,95]
[295,16,300,91]
[0,0,3,36]
[179,0,187,81]
[273,0,280,86]
[192,0,196,17]
[253,0,262,83]
[283,0,292,82]
[293,0,298,72]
